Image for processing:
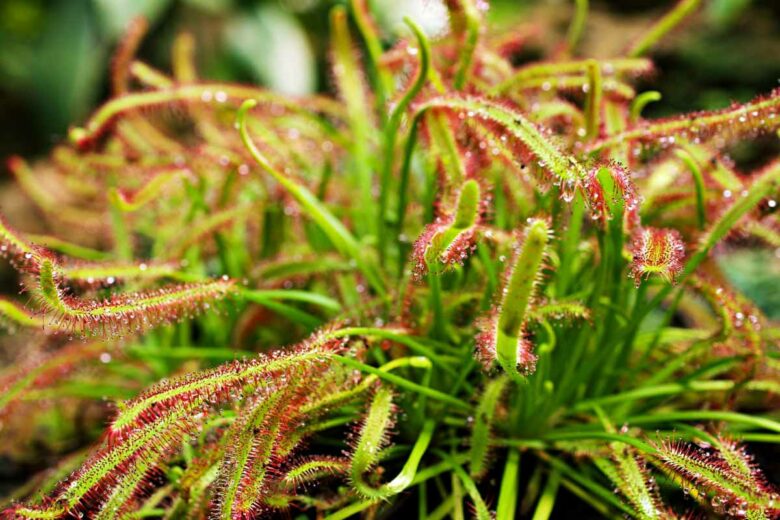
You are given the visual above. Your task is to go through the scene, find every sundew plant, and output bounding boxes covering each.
[1,1,779,518]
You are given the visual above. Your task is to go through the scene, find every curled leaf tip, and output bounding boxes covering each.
[630,227,685,286]
[412,179,483,280]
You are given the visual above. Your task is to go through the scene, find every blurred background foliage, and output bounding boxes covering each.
[0,0,778,316]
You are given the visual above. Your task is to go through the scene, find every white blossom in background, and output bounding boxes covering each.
[375,0,450,38]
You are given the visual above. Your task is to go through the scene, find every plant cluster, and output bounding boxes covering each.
[0,0,778,518]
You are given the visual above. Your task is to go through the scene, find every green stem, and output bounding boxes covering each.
[331,355,470,410]
[584,60,602,140]
[571,380,768,412]
[540,455,636,516]
[429,272,446,340]
[237,100,385,296]
[349,0,394,122]
[108,174,133,261]
[626,411,780,433]
[627,0,701,57]
[531,470,561,520]
[433,450,491,520]
[497,432,655,453]
[330,6,375,237]
[496,449,520,519]
[566,0,588,52]
[323,500,374,520]
[395,111,423,260]
[378,18,431,261]
[238,288,341,312]
[410,452,471,486]
[674,148,707,229]
[326,327,457,375]
[453,0,480,90]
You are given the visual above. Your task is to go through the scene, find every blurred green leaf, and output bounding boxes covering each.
[707,0,752,28]
[0,0,45,36]
[30,1,104,135]
[718,249,780,319]
[225,5,315,95]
